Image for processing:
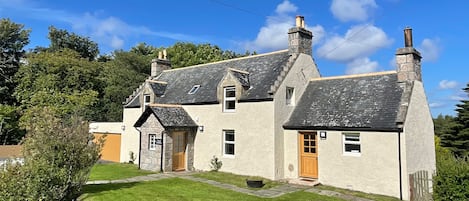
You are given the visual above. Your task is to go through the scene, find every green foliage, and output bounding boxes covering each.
[0,18,30,105]
[48,26,99,60]
[209,155,223,172]
[0,108,103,200]
[433,142,469,200]
[15,49,102,122]
[167,42,254,68]
[0,104,24,144]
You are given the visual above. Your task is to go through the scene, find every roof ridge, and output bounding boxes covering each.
[163,49,288,72]
[310,71,396,82]
[147,80,168,84]
[149,103,182,108]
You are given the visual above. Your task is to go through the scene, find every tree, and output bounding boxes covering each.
[0,104,24,144]
[48,26,99,60]
[15,49,102,123]
[0,18,30,105]
[452,83,469,157]
[0,107,103,200]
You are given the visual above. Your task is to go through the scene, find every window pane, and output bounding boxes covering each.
[226,100,235,110]
[304,141,309,146]
[225,132,234,141]
[345,144,361,153]
[225,88,235,97]
[311,148,316,153]
[304,134,310,139]
[144,95,150,103]
[345,135,359,141]
[225,143,235,155]
[304,147,310,153]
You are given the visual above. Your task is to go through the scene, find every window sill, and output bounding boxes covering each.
[343,152,361,157]
[223,154,235,159]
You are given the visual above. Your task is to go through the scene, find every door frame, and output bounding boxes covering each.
[298,131,318,178]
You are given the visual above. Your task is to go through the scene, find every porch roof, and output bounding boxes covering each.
[134,104,198,128]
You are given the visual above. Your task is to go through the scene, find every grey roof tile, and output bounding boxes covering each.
[153,50,290,104]
[134,105,197,128]
[284,73,403,131]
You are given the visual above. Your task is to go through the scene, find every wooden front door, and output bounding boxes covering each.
[299,132,318,178]
[172,131,186,171]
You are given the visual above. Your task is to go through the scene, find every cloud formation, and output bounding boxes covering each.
[418,38,441,62]
[244,0,325,52]
[330,0,377,22]
[439,80,458,89]
[345,57,379,74]
[429,102,445,108]
[317,24,392,62]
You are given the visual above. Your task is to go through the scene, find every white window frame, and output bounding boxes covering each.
[223,86,236,112]
[188,85,200,94]
[286,87,295,106]
[149,134,157,150]
[343,133,361,156]
[223,130,235,157]
[143,94,151,110]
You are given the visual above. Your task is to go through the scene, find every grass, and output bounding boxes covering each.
[81,177,344,201]
[315,185,401,201]
[88,163,155,181]
[192,171,281,190]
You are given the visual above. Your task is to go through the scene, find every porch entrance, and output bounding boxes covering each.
[172,131,186,171]
[299,132,318,178]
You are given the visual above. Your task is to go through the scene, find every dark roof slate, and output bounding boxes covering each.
[284,73,403,131]
[153,51,290,104]
[134,106,198,128]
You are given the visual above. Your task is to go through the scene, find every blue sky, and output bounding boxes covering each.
[1,0,467,117]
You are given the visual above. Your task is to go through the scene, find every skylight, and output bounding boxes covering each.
[188,85,201,94]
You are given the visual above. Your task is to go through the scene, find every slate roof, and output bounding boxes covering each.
[134,105,198,128]
[152,50,291,104]
[284,72,404,131]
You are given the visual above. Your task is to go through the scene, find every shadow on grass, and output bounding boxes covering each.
[80,182,139,200]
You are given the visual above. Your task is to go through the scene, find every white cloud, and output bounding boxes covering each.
[317,24,392,62]
[439,80,458,89]
[330,0,377,22]
[345,57,379,74]
[0,2,204,50]
[275,0,297,14]
[310,25,326,45]
[418,38,441,62]
[429,102,445,108]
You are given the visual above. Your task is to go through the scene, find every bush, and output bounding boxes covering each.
[433,137,469,200]
[210,155,222,172]
[0,108,103,200]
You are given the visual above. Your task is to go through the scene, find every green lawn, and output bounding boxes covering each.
[192,171,281,190]
[315,185,401,201]
[88,163,155,181]
[81,177,344,201]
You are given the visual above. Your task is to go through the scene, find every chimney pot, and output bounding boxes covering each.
[404,27,413,47]
[158,51,163,59]
[295,16,305,28]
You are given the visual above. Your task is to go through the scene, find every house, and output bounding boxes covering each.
[122,16,435,200]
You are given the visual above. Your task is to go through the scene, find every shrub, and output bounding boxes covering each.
[210,155,222,172]
[0,108,103,200]
[433,137,469,200]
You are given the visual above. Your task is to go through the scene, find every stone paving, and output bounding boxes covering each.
[86,172,373,200]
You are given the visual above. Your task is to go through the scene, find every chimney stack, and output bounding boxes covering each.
[151,50,171,78]
[288,15,313,56]
[395,27,422,82]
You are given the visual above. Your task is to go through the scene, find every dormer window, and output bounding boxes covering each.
[188,85,200,94]
[143,94,151,110]
[223,86,236,112]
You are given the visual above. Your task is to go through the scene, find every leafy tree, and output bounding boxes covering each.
[15,49,102,122]
[48,26,99,60]
[0,18,30,105]
[0,104,24,144]
[0,107,103,200]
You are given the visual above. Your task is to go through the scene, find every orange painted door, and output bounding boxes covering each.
[172,131,186,171]
[93,133,121,162]
[299,132,318,178]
